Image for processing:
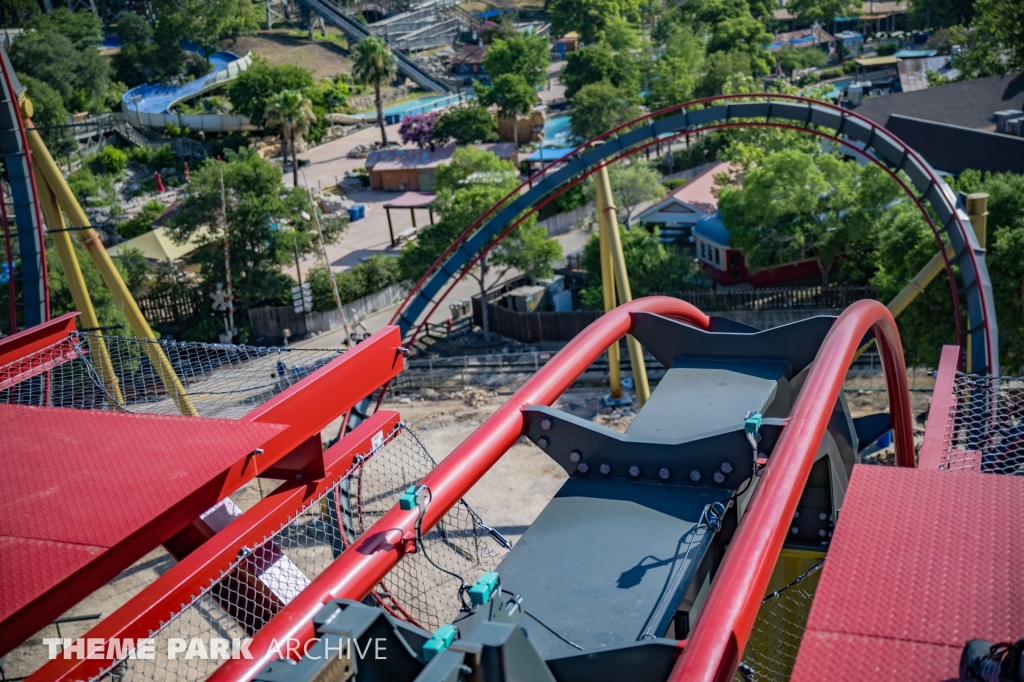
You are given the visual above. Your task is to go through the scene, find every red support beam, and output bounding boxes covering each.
[0,312,77,368]
[918,345,962,470]
[206,296,711,682]
[30,410,402,682]
[668,300,914,682]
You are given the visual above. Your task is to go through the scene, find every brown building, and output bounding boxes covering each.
[365,143,520,191]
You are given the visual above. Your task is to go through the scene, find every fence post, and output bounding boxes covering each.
[429,357,434,389]
[463,356,468,389]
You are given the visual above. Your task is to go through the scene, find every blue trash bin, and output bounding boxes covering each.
[347,205,365,221]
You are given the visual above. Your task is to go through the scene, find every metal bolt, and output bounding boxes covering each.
[541,418,552,430]
[569,450,581,463]
[629,465,640,477]
[659,467,670,480]
[791,526,799,534]
[720,461,733,474]
[689,469,701,482]
[819,512,827,521]
[818,529,827,537]
[713,471,725,484]
[600,463,611,475]
[794,511,801,519]
[577,462,589,473]
[538,436,549,448]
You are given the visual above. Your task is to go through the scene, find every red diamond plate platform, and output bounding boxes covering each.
[0,403,284,652]
[791,466,1024,681]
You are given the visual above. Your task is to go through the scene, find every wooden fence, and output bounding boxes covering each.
[472,298,601,343]
[136,290,199,325]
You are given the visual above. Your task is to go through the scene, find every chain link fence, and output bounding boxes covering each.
[939,373,1024,475]
[91,424,507,682]
[0,332,342,419]
[734,560,824,682]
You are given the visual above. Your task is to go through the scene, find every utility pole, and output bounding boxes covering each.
[218,162,235,341]
[305,185,351,345]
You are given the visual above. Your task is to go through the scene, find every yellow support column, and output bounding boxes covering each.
[22,106,198,416]
[596,164,651,406]
[598,181,622,398]
[34,172,125,408]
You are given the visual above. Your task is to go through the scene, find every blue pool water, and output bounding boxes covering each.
[543,114,574,147]
[378,93,472,124]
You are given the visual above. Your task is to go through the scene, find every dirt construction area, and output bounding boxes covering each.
[224,30,353,80]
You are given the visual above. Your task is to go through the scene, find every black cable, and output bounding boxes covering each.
[413,486,477,614]
[500,589,583,651]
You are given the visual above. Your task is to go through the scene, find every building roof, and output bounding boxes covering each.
[692,212,730,247]
[855,55,898,67]
[107,225,208,262]
[452,44,488,66]
[883,115,1024,174]
[852,72,1024,130]
[630,159,737,223]
[366,143,457,171]
[894,48,937,58]
[383,191,436,209]
[475,142,518,160]
[896,56,957,93]
[767,26,835,51]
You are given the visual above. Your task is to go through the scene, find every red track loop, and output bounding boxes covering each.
[207,296,710,682]
[669,299,914,682]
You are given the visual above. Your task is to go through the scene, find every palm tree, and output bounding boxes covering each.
[352,36,398,146]
[264,90,316,187]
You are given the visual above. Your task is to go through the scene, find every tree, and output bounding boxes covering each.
[264,90,316,187]
[399,111,441,149]
[352,36,398,146]
[785,0,861,24]
[569,81,642,141]
[228,57,315,126]
[561,45,638,99]
[707,16,773,75]
[718,149,899,288]
[664,0,749,34]
[949,25,1010,79]
[151,0,260,55]
[695,50,753,97]
[580,225,701,308]
[476,73,536,147]
[908,0,975,29]
[0,0,38,27]
[492,222,563,283]
[776,47,828,74]
[645,24,704,109]
[24,8,103,50]
[948,170,1024,371]
[9,30,110,111]
[973,0,1024,71]
[433,105,498,145]
[483,33,550,89]
[603,16,641,51]
[585,162,667,224]
[112,11,185,87]
[547,0,623,44]
[19,76,76,157]
[399,148,519,282]
[166,149,347,342]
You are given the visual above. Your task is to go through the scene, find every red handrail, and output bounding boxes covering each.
[208,296,710,682]
[668,299,914,682]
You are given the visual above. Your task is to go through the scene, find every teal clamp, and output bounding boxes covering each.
[468,571,500,606]
[422,624,457,662]
[744,411,763,451]
[399,485,419,511]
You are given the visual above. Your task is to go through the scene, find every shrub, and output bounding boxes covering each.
[67,166,99,199]
[875,42,898,56]
[99,145,127,174]
[663,178,687,191]
[117,200,165,240]
[307,254,401,312]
